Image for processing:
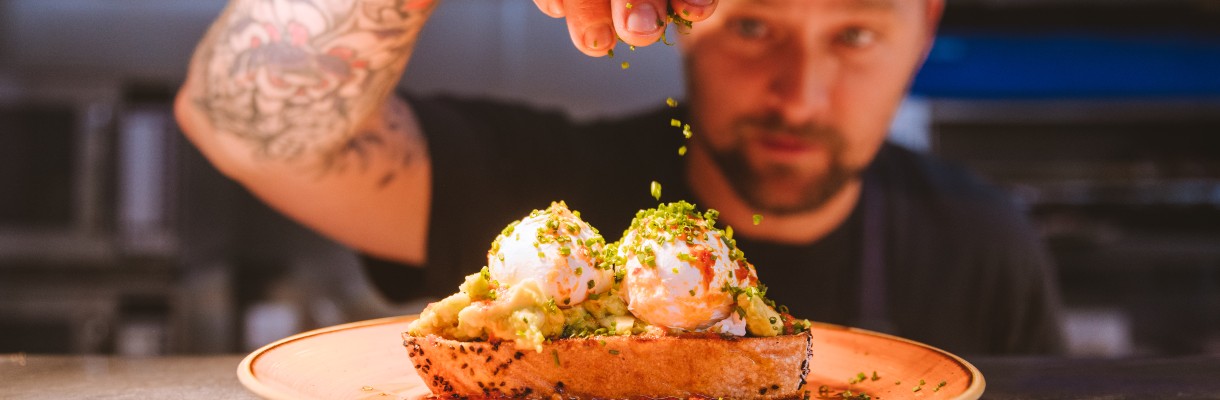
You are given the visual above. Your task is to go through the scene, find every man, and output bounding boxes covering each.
[176,0,1064,355]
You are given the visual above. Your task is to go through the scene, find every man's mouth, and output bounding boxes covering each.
[755,133,822,156]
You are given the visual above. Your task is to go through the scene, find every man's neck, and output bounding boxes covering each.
[684,148,862,246]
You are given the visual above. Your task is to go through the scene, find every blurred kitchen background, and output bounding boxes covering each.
[1,0,1218,357]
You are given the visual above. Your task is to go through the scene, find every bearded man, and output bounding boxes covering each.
[176,0,1064,355]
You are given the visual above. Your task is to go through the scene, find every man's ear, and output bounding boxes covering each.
[921,0,945,59]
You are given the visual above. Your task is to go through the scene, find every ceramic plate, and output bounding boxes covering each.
[238,315,984,399]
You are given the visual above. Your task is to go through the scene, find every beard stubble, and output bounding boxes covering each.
[699,113,861,216]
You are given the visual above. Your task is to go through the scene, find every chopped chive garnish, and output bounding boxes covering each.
[552,349,560,366]
[753,214,763,225]
[609,349,620,355]
[666,97,677,107]
[677,145,687,156]
[629,45,636,51]
[650,181,662,200]
[670,118,681,127]
[625,2,632,8]
[689,289,696,296]
[608,48,615,58]
[621,61,630,69]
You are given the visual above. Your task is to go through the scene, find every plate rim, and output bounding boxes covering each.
[238,316,985,400]
[237,315,413,400]
[805,321,987,399]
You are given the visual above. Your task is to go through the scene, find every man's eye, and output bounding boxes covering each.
[837,27,876,48]
[730,18,770,40]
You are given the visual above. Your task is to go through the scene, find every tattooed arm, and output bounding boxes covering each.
[175,0,438,265]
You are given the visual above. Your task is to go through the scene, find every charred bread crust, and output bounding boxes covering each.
[403,330,813,399]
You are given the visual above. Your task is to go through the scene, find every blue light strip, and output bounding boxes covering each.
[912,34,1220,98]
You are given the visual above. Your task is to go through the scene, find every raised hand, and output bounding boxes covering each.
[532,0,718,56]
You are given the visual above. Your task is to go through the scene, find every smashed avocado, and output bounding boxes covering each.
[407,267,643,352]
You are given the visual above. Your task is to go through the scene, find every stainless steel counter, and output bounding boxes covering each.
[2,354,253,399]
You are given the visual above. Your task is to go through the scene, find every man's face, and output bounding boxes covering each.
[682,0,939,215]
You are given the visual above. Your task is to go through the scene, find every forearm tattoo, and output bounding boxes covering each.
[193,0,436,175]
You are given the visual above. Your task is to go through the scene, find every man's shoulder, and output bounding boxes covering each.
[874,143,1033,241]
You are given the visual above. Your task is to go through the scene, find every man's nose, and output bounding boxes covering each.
[769,49,833,124]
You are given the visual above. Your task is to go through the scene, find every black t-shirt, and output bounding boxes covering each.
[363,95,1065,356]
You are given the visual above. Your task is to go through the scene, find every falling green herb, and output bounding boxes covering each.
[753,214,763,225]
[629,45,636,51]
[666,97,678,107]
[608,48,615,58]
[671,118,682,127]
[677,145,687,156]
[625,2,633,8]
[621,61,630,69]
[682,124,692,138]
[871,371,880,381]
[650,181,662,200]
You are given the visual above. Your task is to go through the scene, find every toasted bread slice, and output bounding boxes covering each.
[403,331,813,399]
